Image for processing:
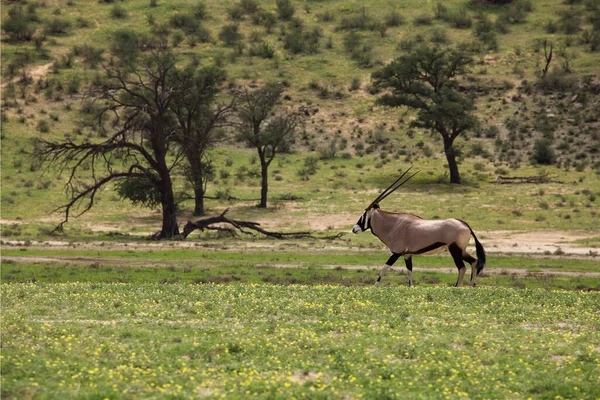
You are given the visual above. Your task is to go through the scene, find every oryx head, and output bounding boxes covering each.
[352,205,379,233]
[352,166,419,234]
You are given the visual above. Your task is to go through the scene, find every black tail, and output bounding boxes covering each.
[457,219,486,275]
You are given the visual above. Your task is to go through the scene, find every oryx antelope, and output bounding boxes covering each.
[352,167,486,287]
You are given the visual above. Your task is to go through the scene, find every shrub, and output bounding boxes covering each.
[257,11,277,33]
[318,138,338,160]
[227,5,244,21]
[317,10,336,23]
[297,155,319,180]
[4,6,37,41]
[110,5,127,19]
[558,7,582,34]
[448,10,472,29]
[240,0,260,14]
[344,31,373,67]
[193,3,208,19]
[537,69,577,92]
[340,8,371,30]
[580,29,600,51]
[37,119,50,133]
[385,11,404,27]
[283,25,321,54]
[414,14,433,26]
[545,19,558,34]
[532,139,556,165]
[249,41,275,58]
[350,77,361,91]
[470,143,489,157]
[45,17,71,35]
[371,21,387,37]
[219,24,243,46]
[170,13,201,32]
[435,3,449,20]
[73,44,104,68]
[276,0,295,21]
[499,0,533,24]
[495,17,510,34]
[430,28,449,44]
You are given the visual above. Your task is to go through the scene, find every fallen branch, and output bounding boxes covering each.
[492,172,560,184]
[181,209,345,240]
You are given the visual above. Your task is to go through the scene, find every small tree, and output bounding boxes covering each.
[236,83,299,208]
[170,65,234,216]
[373,45,478,184]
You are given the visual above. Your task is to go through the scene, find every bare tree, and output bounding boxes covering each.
[541,39,553,78]
[35,50,184,238]
[236,83,299,208]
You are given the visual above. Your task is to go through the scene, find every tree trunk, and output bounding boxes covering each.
[154,134,180,238]
[190,157,205,216]
[158,176,180,238]
[443,136,461,184]
[259,153,268,208]
[193,186,205,216]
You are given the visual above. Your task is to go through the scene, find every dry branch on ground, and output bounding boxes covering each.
[181,209,344,240]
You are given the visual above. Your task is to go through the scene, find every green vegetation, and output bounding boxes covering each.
[3,283,599,398]
[2,0,600,240]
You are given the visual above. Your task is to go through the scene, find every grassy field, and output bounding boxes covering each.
[2,283,599,399]
[3,247,600,290]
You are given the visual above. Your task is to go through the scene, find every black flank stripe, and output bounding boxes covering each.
[411,242,446,255]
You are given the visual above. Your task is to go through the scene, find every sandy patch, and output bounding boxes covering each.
[481,231,599,255]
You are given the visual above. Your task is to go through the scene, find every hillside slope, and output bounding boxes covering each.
[1,0,599,237]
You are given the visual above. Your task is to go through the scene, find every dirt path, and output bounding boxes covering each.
[3,255,600,278]
[2,228,598,256]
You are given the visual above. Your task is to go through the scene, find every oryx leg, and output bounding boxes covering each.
[463,253,477,287]
[375,253,401,287]
[449,244,467,287]
[404,255,414,287]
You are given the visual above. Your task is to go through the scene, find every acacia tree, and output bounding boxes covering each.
[236,83,299,208]
[170,65,235,216]
[35,50,184,238]
[372,45,478,184]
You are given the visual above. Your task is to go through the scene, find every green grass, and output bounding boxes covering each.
[2,247,600,272]
[2,260,600,291]
[2,246,600,291]
[2,283,599,399]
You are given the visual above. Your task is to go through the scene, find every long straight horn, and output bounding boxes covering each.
[367,166,413,210]
[377,169,420,204]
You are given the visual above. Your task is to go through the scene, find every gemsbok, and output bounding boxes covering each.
[352,167,486,287]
